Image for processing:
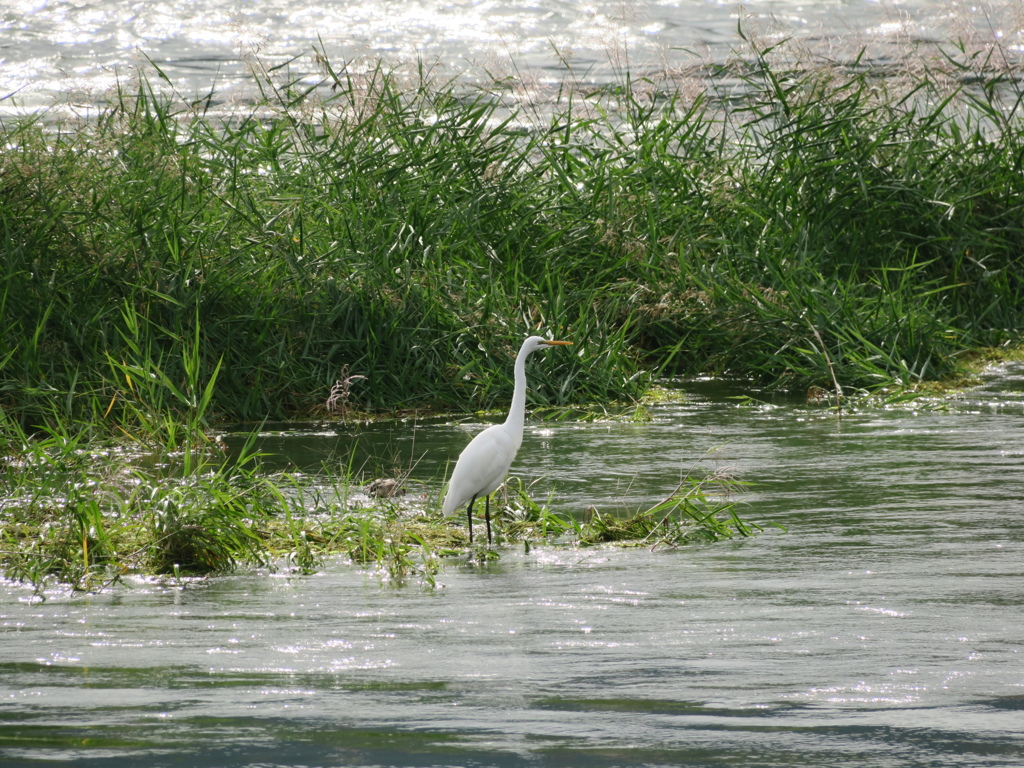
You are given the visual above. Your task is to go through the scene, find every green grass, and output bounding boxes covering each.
[3,38,1023,588]
[3,43,1023,436]
[0,418,762,593]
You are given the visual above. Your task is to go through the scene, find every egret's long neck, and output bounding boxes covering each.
[503,343,532,447]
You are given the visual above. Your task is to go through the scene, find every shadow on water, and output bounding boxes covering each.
[3,366,1024,767]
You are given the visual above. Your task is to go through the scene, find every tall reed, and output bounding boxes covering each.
[2,42,1022,436]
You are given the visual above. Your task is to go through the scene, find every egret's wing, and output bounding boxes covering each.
[443,425,518,512]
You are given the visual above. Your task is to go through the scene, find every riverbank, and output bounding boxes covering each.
[4,44,1023,437]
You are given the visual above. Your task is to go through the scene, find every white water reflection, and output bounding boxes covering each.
[3,0,1023,114]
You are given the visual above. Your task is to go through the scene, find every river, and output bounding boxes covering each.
[3,0,1023,116]
[2,365,1023,766]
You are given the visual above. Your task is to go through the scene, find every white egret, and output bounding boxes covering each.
[442,335,572,545]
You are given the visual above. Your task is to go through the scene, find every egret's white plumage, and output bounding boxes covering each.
[442,335,572,544]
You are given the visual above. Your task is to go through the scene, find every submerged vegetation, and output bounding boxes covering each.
[2,32,1023,588]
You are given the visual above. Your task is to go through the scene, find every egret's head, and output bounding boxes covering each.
[523,335,573,354]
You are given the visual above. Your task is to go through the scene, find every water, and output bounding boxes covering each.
[3,365,1024,767]
[3,0,1022,116]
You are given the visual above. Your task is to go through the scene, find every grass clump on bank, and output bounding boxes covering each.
[3,39,1024,435]
[0,420,757,594]
[0,421,436,592]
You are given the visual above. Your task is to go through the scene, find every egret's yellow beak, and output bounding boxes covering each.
[545,340,572,346]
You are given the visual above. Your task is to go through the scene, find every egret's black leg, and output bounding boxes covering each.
[467,495,477,544]
[485,495,492,545]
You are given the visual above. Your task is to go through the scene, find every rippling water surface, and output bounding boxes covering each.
[3,366,1024,767]
[3,0,1022,113]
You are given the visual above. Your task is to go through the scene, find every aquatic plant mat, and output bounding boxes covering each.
[0,426,760,593]
[3,35,1024,434]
